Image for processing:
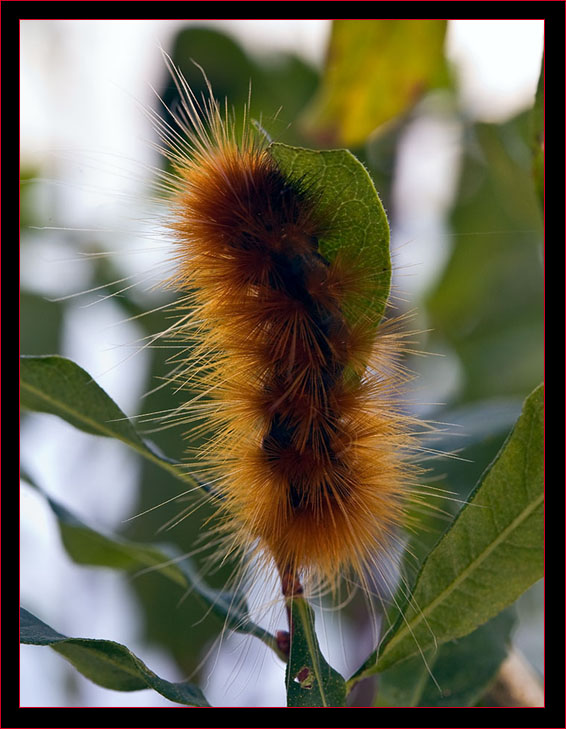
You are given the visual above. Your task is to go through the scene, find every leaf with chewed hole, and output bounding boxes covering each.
[285,596,347,707]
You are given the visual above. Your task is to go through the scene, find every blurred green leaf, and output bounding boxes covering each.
[20,355,222,676]
[352,383,543,678]
[20,607,210,706]
[302,19,448,146]
[28,481,190,586]
[170,549,285,659]
[20,168,42,229]
[20,355,198,488]
[164,26,255,108]
[425,397,524,491]
[399,398,526,585]
[21,475,285,660]
[530,53,544,208]
[20,292,63,356]
[427,113,543,402]
[120,458,218,675]
[269,143,390,327]
[34,244,222,673]
[285,596,346,707]
[160,26,319,155]
[376,608,516,707]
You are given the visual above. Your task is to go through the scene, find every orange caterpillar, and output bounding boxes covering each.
[154,61,421,603]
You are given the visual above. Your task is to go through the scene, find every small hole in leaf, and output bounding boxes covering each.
[294,666,314,689]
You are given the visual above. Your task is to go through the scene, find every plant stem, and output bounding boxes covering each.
[276,566,303,659]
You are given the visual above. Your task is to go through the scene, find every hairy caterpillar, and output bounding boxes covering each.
[21,43,446,707]
[21,22,546,707]
[23,48,441,706]
[146,58,429,619]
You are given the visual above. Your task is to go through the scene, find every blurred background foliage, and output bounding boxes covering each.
[21,19,544,705]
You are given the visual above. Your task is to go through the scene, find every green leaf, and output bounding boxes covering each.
[353,383,544,680]
[269,143,390,327]
[530,52,544,208]
[21,476,285,661]
[169,550,282,656]
[21,292,63,357]
[285,596,347,707]
[301,19,448,146]
[20,607,210,706]
[376,608,516,707]
[426,114,543,403]
[164,26,319,150]
[20,355,198,488]
[32,485,189,587]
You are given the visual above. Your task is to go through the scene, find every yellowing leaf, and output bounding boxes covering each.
[303,19,448,146]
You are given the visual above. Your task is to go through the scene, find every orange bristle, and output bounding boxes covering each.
[156,60,422,599]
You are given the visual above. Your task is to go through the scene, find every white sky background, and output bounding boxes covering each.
[21,19,544,164]
[20,19,544,708]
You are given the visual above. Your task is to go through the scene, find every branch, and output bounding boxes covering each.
[480,649,544,707]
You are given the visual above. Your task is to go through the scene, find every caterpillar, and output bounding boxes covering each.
[21,25,545,708]
[147,57,426,614]
[23,48,437,705]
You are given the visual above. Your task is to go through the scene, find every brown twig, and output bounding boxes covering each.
[479,649,544,707]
